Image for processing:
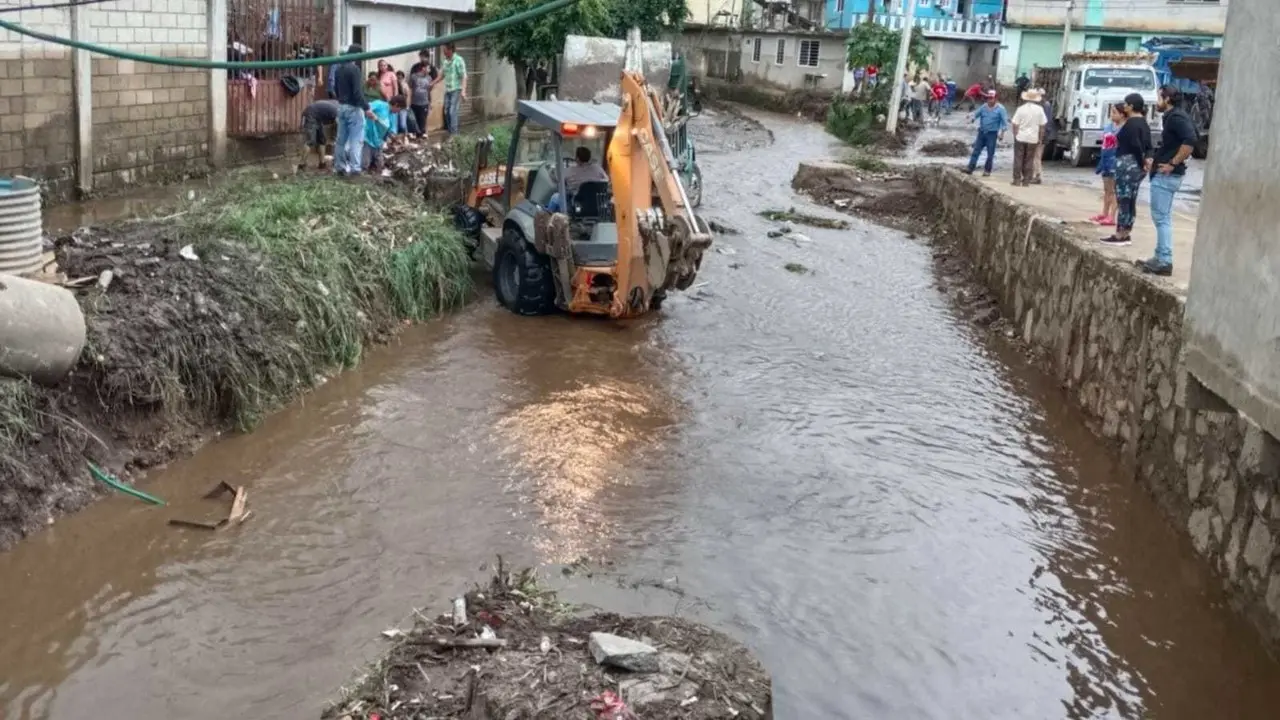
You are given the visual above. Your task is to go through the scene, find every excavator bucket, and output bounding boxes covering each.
[558,34,673,104]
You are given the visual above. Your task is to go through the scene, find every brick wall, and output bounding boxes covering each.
[88,0,209,191]
[0,6,76,200]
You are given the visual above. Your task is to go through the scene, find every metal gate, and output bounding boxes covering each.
[227,0,335,137]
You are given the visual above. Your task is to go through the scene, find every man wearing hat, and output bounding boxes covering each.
[964,89,1008,177]
[1010,87,1049,186]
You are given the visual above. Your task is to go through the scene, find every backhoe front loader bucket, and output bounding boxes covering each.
[558,34,673,104]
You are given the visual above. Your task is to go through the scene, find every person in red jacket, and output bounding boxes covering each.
[962,82,984,111]
[930,78,948,121]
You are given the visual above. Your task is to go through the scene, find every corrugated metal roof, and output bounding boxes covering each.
[518,100,621,129]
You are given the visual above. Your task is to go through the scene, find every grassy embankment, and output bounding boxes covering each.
[0,175,473,546]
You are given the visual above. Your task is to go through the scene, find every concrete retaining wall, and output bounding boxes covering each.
[918,167,1280,649]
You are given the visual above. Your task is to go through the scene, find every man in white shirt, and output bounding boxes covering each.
[1010,88,1048,186]
[911,76,932,123]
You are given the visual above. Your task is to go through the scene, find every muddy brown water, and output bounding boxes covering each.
[3,108,1279,719]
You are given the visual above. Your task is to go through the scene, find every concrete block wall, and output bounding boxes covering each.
[87,0,210,189]
[0,6,77,199]
[917,168,1280,652]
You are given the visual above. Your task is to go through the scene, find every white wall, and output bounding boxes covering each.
[346,1,445,74]
[739,32,845,90]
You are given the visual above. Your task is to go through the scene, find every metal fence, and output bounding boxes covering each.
[226,0,335,137]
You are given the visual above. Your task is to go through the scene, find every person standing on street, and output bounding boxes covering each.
[911,75,932,124]
[299,98,339,170]
[1032,90,1055,184]
[441,42,467,136]
[332,44,374,177]
[1010,88,1047,186]
[1101,94,1153,247]
[1136,84,1198,277]
[963,90,1008,177]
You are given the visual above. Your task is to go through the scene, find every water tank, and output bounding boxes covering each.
[0,177,44,276]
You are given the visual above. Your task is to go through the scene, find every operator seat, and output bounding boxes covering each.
[567,180,618,267]
[569,181,612,221]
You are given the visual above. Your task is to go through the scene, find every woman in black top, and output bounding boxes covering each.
[1104,93,1154,245]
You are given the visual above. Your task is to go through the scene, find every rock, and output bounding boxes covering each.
[1267,573,1280,619]
[1255,489,1271,515]
[1174,433,1187,465]
[589,632,660,673]
[179,244,199,261]
[767,229,785,238]
[1157,376,1174,409]
[1244,519,1275,574]
[1188,507,1213,554]
[1187,462,1205,502]
[1217,477,1238,525]
[1226,520,1244,579]
[97,269,114,291]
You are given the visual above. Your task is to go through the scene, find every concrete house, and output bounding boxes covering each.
[825,0,1004,86]
[998,0,1228,83]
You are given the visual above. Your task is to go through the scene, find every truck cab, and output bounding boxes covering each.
[1038,54,1162,167]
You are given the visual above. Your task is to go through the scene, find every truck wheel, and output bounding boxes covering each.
[1068,131,1092,168]
[493,227,555,316]
[686,164,703,209]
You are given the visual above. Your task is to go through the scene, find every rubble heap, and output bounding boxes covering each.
[325,567,773,720]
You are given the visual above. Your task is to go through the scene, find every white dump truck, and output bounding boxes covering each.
[1033,52,1163,167]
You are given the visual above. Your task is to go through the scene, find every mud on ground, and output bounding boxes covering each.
[919,139,970,158]
[791,161,937,235]
[325,569,772,720]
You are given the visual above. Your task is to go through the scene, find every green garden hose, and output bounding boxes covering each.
[0,0,580,70]
[88,461,166,506]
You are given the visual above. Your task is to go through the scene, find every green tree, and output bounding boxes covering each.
[479,0,688,98]
[845,22,931,78]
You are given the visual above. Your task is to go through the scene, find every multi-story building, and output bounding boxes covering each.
[999,0,1228,83]
[824,0,1005,86]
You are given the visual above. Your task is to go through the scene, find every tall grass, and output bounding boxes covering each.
[157,176,473,428]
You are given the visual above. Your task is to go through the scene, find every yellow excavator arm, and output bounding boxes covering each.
[605,67,711,318]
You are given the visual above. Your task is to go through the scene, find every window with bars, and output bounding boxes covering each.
[775,38,785,65]
[751,37,762,62]
[797,40,820,68]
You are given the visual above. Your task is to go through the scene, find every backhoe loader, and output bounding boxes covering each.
[454,29,711,319]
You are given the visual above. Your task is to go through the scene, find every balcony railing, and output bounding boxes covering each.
[830,12,1003,41]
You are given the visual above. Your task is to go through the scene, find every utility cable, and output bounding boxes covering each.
[0,0,580,69]
[0,0,124,14]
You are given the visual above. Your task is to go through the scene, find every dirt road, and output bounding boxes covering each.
[1,107,1279,720]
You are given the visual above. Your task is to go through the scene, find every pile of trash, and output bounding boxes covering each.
[379,139,470,208]
[324,566,772,719]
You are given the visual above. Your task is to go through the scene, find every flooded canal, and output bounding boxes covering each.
[2,109,1279,719]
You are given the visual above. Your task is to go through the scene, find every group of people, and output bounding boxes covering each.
[300,42,469,177]
[962,86,1054,184]
[1093,86,1198,276]
[901,73,957,124]
[962,83,1198,278]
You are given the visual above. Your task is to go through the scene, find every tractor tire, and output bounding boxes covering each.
[492,227,555,316]
[686,164,703,209]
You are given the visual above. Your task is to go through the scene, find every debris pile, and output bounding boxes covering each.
[380,140,470,208]
[791,161,936,235]
[919,139,970,158]
[325,567,772,719]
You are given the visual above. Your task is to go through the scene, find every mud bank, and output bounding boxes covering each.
[910,167,1280,651]
[0,177,472,550]
[326,570,772,719]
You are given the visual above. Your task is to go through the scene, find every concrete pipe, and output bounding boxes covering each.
[0,273,87,385]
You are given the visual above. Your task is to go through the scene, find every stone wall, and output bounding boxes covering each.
[917,167,1280,650]
[87,0,210,189]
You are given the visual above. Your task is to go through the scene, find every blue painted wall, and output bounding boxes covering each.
[825,0,1003,29]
